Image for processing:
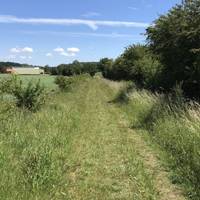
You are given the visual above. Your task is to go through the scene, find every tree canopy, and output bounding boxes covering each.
[146,0,200,98]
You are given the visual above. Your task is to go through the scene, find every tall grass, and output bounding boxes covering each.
[0,74,96,199]
[117,85,200,199]
[0,75,159,199]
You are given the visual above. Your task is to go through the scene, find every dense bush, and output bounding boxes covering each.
[146,0,200,99]
[100,45,162,89]
[98,58,114,79]
[0,76,46,112]
[55,76,75,91]
[13,81,45,112]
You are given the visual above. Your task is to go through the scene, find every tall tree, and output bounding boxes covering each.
[146,0,200,98]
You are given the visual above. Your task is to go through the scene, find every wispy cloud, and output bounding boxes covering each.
[20,30,145,40]
[0,15,149,30]
[82,12,101,18]
[10,46,33,53]
[53,47,65,53]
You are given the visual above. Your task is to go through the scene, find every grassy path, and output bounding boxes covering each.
[63,78,185,200]
[0,76,186,199]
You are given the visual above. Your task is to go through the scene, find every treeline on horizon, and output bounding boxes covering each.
[0,62,43,72]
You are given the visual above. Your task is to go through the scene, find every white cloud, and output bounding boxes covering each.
[67,47,80,54]
[10,46,33,53]
[22,47,33,53]
[0,15,149,30]
[82,12,101,18]
[46,53,53,57]
[54,47,80,57]
[10,47,21,53]
[54,47,65,52]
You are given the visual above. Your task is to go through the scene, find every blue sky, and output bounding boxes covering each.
[0,0,181,66]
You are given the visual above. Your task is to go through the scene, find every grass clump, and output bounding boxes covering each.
[21,146,56,191]
[119,84,200,199]
[148,104,200,199]
[114,81,135,103]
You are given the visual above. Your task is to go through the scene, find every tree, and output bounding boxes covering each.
[82,62,98,77]
[110,45,161,88]
[71,60,83,75]
[98,58,113,78]
[146,0,200,98]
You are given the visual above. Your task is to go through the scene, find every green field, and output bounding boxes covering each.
[0,74,57,90]
[0,75,192,200]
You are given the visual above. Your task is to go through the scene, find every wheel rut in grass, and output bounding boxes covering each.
[65,78,186,200]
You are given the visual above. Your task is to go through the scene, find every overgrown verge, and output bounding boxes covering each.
[0,75,87,199]
[115,83,200,200]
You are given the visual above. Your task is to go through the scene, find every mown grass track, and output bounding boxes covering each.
[0,76,185,199]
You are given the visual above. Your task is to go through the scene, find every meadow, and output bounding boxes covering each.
[0,74,199,200]
[0,74,57,90]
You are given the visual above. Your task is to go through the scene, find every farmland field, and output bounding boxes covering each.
[0,75,188,200]
[0,74,57,90]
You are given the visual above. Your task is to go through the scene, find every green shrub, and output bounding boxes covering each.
[0,75,19,94]
[55,76,75,91]
[0,76,46,112]
[146,0,200,99]
[103,45,162,89]
[13,80,45,112]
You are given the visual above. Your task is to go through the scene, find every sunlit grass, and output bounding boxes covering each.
[0,75,158,200]
[118,87,200,199]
